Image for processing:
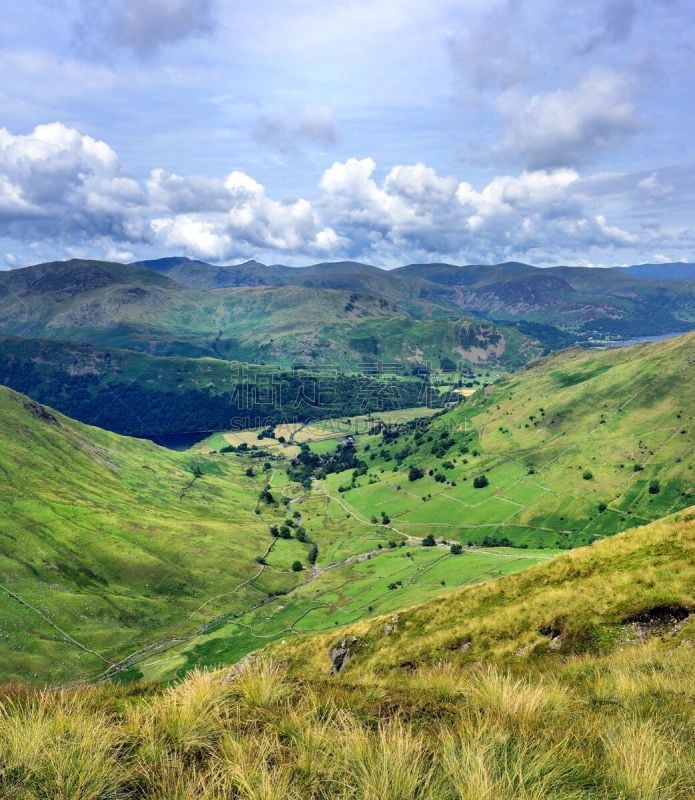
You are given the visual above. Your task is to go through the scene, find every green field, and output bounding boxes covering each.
[198,406,438,454]
[137,542,556,681]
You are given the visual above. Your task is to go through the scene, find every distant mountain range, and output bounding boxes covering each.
[131,257,695,338]
[133,255,695,286]
[0,257,692,382]
[0,258,547,370]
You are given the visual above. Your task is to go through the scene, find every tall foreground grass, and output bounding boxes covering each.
[0,647,692,799]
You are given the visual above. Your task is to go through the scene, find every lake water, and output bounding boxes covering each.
[142,431,213,451]
[596,332,687,348]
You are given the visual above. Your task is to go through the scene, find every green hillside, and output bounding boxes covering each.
[288,331,694,551]
[1,333,691,686]
[0,333,693,799]
[0,386,553,685]
[1,512,691,800]
[127,332,694,681]
[0,335,435,436]
[0,387,533,683]
[273,508,694,677]
[0,385,315,684]
[0,260,541,370]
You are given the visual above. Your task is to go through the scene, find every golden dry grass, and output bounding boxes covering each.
[0,650,692,799]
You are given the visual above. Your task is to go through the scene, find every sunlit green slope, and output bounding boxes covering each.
[0,386,306,683]
[131,332,694,681]
[273,508,694,677]
[317,331,694,550]
[0,388,550,685]
[0,332,691,685]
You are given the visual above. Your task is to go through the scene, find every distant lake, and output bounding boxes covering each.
[142,431,212,451]
[597,332,686,348]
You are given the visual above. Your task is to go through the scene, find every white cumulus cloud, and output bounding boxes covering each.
[0,122,143,243]
[494,70,640,169]
[0,122,685,266]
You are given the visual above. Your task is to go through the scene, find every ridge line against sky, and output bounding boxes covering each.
[1,0,694,269]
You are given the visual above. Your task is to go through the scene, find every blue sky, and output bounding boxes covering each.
[1,0,694,268]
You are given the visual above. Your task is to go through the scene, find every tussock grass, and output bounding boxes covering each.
[0,649,692,799]
[441,721,584,800]
[602,718,684,800]
[124,668,228,767]
[229,658,292,713]
[463,666,571,731]
[342,720,436,799]
[0,689,122,800]
[216,734,300,800]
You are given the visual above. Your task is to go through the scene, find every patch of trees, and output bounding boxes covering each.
[480,535,513,547]
[377,416,435,444]
[498,320,575,352]
[0,343,441,437]
[287,440,367,488]
[307,543,318,565]
[258,487,276,505]
[431,435,456,458]
[473,475,489,488]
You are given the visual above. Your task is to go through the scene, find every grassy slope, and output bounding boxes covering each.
[1,333,691,685]
[272,508,694,677]
[0,389,551,686]
[131,333,694,680]
[0,512,691,800]
[322,332,694,550]
[124,410,559,682]
[0,385,310,684]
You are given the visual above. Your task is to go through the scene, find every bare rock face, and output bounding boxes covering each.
[22,398,58,425]
[383,614,399,636]
[623,604,690,641]
[328,640,350,674]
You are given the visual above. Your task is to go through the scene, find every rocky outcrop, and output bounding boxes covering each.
[328,637,358,674]
[383,614,399,636]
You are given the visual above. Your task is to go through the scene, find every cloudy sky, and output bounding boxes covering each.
[1,0,694,268]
